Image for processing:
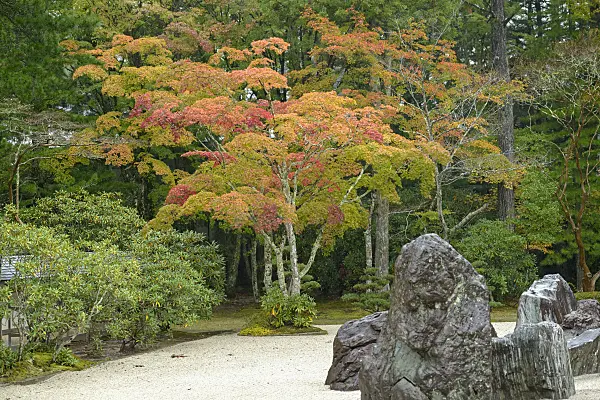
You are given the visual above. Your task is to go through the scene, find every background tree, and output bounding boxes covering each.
[0,98,88,219]
[388,26,521,240]
[527,34,600,291]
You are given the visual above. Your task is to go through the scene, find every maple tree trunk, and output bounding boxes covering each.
[250,237,259,302]
[576,252,583,292]
[592,271,600,292]
[374,192,390,291]
[492,0,516,223]
[365,197,374,271]
[285,222,301,296]
[264,234,288,296]
[263,242,273,292]
[434,165,449,239]
[275,250,287,295]
[364,196,375,292]
[226,234,241,295]
[575,229,595,292]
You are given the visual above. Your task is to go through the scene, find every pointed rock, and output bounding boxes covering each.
[326,311,388,391]
[359,234,494,400]
[516,274,577,327]
[491,322,575,400]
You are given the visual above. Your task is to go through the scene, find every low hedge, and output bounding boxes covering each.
[574,291,600,301]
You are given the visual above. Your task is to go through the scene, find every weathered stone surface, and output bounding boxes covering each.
[561,299,600,376]
[491,321,575,400]
[359,234,494,400]
[568,328,600,376]
[563,299,600,337]
[516,274,577,327]
[326,311,388,391]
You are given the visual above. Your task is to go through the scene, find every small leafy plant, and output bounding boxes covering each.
[54,348,78,367]
[0,343,17,376]
[260,288,317,328]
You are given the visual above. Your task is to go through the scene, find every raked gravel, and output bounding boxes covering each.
[0,323,598,400]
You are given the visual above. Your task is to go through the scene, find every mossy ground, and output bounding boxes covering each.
[180,297,517,335]
[180,298,371,335]
[490,306,518,322]
[1,299,517,382]
[238,325,327,336]
[0,352,93,383]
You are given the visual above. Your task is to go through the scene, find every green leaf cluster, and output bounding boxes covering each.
[260,287,317,328]
[341,267,393,312]
[455,219,538,301]
[0,191,225,362]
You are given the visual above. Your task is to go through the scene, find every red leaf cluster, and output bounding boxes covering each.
[255,203,283,233]
[327,205,344,226]
[165,184,197,206]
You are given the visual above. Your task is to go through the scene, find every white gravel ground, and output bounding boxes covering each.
[0,323,598,400]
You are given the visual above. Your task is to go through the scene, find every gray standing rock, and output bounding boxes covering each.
[325,311,388,391]
[516,274,577,327]
[359,234,494,400]
[562,299,600,376]
[568,328,600,376]
[491,321,576,400]
[563,299,600,337]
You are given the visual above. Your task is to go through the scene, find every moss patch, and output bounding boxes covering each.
[575,291,600,301]
[313,299,369,325]
[238,324,327,336]
[0,352,93,383]
[179,302,260,333]
[490,306,518,322]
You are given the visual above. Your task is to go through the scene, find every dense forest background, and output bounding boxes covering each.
[2,0,600,303]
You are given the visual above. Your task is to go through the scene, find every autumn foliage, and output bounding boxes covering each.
[68,10,521,294]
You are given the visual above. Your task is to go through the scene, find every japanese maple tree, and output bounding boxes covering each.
[70,32,437,295]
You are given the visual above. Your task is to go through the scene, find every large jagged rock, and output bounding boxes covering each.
[325,311,388,391]
[491,322,576,400]
[563,299,600,337]
[359,234,494,400]
[517,275,600,377]
[562,299,600,376]
[568,328,600,376]
[516,274,577,327]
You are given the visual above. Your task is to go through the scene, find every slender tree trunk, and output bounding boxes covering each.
[263,241,273,292]
[434,165,449,239]
[575,230,595,292]
[227,234,241,295]
[275,237,287,295]
[365,197,374,271]
[284,222,301,295]
[374,192,390,291]
[492,0,516,223]
[576,252,583,292]
[364,195,375,292]
[15,162,21,222]
[250,237,259,302]
[263,234,288,296]
[592,271,600,292]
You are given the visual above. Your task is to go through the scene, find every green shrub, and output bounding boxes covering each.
[0,343,18,376]
[260,288,317,328]
[300,274,321,296]
[0,213,224,358]
[22,190,144,251]
[108,229,224,351]
[575,291,600,301]
[455,219,538,302]
[53,348,78,367]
